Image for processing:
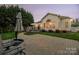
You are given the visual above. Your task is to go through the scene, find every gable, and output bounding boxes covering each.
[41,13,59,22]
[41,13,60,23]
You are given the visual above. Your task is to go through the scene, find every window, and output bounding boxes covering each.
[65,21,69,28]
[45,19,55,29]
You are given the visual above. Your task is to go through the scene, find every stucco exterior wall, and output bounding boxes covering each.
[31,13,73,31]
[41,14,60,31]
[60,19,71,31]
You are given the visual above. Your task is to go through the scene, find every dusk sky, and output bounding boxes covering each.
[19,4,79,22]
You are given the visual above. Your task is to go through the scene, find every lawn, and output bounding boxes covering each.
[25,32,79,41]
[1,32,15,40]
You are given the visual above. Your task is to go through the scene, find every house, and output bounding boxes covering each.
[31,13,74,31]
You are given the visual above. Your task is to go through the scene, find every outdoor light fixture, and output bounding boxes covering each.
[49,22,52,25]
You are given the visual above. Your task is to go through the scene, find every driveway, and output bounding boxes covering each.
[18,33,79,55]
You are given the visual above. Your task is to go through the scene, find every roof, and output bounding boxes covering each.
[41,13,59,22]
[31,21,41,25]
[59,16,71,20]
[33,13,72,24]
[40,13,71,22]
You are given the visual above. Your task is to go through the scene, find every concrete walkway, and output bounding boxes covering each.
[18,33,79,55]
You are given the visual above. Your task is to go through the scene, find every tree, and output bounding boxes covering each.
[0,5,8,32]
[21,8,34,29]
[0,5,34,32]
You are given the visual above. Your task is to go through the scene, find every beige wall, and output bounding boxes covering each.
[59,19,72,31]
[41,14,60,31]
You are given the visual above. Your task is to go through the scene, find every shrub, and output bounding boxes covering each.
[77,31,79,32]
[62,30,67,33]
[55,30,60,33]
[41,29,46,32]
[48,30,54,32]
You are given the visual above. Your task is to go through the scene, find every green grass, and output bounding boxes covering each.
[1,32,15,40]
[25,32,79,41]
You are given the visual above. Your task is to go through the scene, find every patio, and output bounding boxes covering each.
[18,33,79,55]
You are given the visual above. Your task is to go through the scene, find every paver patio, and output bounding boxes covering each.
[18,33,79,55]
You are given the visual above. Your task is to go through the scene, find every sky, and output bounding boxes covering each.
[19,4,79,22]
